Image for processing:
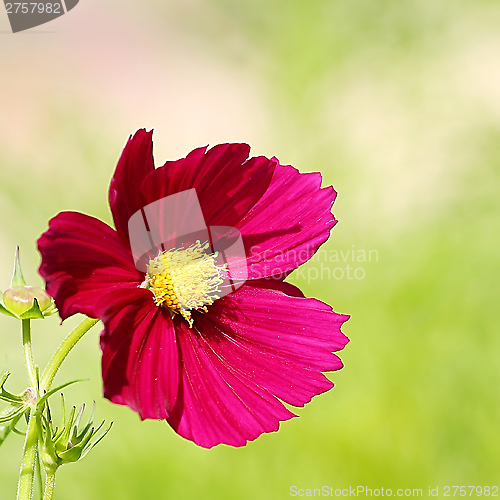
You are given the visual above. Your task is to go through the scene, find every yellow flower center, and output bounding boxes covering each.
[141,241,225,328]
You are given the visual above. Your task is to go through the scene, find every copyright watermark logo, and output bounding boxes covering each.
[2,0,79,33]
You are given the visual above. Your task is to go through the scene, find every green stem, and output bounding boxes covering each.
[42,471,56,500]
[17,409,39,500]
[39,317,99,393]
[36,445,43,500]
[22,320,37,392]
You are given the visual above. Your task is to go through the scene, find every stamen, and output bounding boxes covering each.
[140,241,225,328]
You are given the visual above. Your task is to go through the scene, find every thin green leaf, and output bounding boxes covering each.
[76,401,95,442]
[11,426,26,436]
[0,394,23,404]
[52,394,66,442]
[71,404,86,443]
[0,405,27,423]
[55,406,76,454]
[44,397,54,437]
[81,422,113,459]
[0,373,23,403]
[77,427,95,449]
[74,404,85,430]
[0,412,24,448]
[36,379,87,409]
[38,411,51,435]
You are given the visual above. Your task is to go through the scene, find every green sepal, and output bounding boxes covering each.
[0,299,16,318]
[58,422,95,463]
[42,303,59,317]
[53,394,65,442]
[0,296,56,320]
[80,421,113,460]
[74,402,95,442]
[11,247,27,288]
[54,406,76,455]
[19,298,44,320]
[57,444,84,463]
[38,411,59,472]
[63,419,112,463]
[39,395,112,470]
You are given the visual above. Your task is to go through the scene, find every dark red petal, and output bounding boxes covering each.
[166,281,349,448]
[98,288,179,420]
[233,161,337,279]
[37,212,142,320]
[140,143,276,228]
[109,129,155,246]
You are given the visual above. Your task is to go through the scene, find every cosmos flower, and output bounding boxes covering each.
[37,129,349,448]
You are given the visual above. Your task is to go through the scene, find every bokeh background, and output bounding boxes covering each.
[1,1,500,498]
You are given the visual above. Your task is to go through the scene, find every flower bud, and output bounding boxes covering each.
[3,286,52,316]
[0,247,57,319]
[39,398,112,473]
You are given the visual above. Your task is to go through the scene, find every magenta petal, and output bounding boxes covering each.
[167,319,296,448]
[109,129,155,246]
[37,212,142,320]
[166,280,348,448]
[98,288,179,420]
[140,144,276,228]
[236,162,338,279]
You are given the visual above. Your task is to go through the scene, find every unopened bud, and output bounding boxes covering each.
[22,387,37,406]
[39,398,112,473]
[3,286,52,316]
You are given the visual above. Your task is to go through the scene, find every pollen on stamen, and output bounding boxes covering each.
[140,241,225,328]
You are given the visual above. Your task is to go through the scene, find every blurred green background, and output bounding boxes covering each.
[1,0,500,498]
